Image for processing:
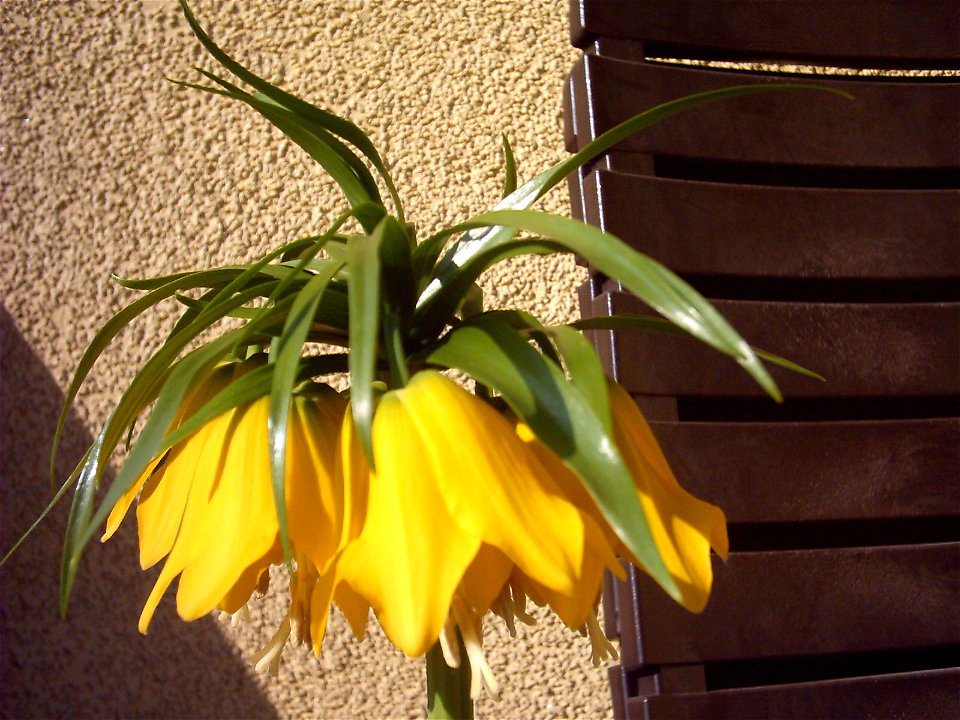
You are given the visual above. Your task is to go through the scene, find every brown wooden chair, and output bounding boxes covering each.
[563,2,960,718]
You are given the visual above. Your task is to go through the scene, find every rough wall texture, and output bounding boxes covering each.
[0,1,609,718]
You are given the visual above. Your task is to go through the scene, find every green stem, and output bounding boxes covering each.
[383,309,411,387]
[426,639,473,720]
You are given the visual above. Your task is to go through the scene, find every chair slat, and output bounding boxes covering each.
[569,0,960,64]
[633,668,960,720]
[569,56,960,169]
[617,543,959,667]
[649,418,959,523]
[593,292,960,399]
[580,170,960,282]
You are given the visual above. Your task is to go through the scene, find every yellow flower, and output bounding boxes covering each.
[100,364,724,692]
[334,370,625,696]
[101,360,349,663]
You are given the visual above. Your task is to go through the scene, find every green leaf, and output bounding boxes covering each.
[347,224,384,466]
[50,267,280,485]
[1,436,95,571]
[377,216,416,320]
[419,83,852,316]
[426,314,680,602]
[60,327,255,610]
[59,425,107,615]
[191,69,382,217]
[427,209,780,401]
[411,237,562,341]
[500,134,517,198]
[158,353,349,454]
[268,258,345,564]
[541,324,612,433]
[471,310,611,432]
[78,283,288,527]
[178,0,404,221]
[232,241,330,352]
[572,313,826,382]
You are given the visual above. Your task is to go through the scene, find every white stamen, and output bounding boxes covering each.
[218,605,250,627]
[585,612,619,666]
[253,618,291,677]
[438,616,461,669]
[452,599,500,701]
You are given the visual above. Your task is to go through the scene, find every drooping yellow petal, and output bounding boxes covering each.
[395,371,607,596]
[514,381,727,614]
[138,407,232,633]
[337,397,481,658]
[458,544,513,617]
[333,580,369,641]
[285,390,346,573]
[609,382,727,612]
[218,542,282,615]
[101,362,239,544]
[135,413,224,569]
[174,398,280,621]
[101,453,164,543]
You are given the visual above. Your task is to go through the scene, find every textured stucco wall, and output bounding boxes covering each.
[0,1,611,718]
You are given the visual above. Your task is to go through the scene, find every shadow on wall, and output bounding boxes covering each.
[0,306,278,720]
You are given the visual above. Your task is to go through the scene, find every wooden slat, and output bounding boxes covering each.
[631,668,960,720]
[592,291,960,399]
[649,418,960,524]
[569,0,960,64]
[618,543,959,667]
[569,55,960,169]
[579,169,960,282]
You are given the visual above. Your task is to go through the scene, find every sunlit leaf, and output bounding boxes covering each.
[425,314,680,601]
[423,209,780,400]
[419,83,852,316]
[178,0,404,221]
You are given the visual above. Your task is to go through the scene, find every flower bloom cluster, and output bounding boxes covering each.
[102,360,727,698]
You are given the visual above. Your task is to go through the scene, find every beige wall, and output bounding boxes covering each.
[0,1,611,717]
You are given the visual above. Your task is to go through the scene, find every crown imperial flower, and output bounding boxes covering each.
[3,2,826,716]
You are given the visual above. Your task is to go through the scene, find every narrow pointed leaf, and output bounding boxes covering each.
[60,327,250,609]
[426,209,780,400]
[571,313,825,381]
[193,69,382,212]
[541,324,612,433]
[501,134,517,198]
[50,267,279,484]
[419,83,851,313]
[268,258,345,563]
[347,225,384,465]
[59,425,107,615]
[178,0,404,220]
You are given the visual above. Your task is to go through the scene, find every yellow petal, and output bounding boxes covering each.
[608,381,728,612]
[101,453,164,543]
[102,362,237,543]
[175,398,280,621]
[333,580,369,641]
[138,409,230,633]
[337,398,481,657]
[396,371,602,596]
[135,413,223,569]
[458,544,513,616]
[285,392,345,572]
[218,540,282,615]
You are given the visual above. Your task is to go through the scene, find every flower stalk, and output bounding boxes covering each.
[426,640,473,720]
